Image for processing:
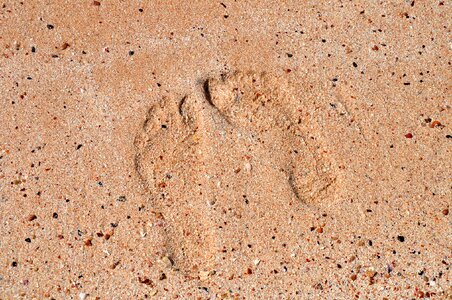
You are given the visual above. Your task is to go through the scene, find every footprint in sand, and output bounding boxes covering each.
[134,71,338,274]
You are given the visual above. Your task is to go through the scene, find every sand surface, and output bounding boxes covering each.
[0,1,450,299]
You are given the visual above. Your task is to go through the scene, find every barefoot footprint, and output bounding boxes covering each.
[134,71,338,274]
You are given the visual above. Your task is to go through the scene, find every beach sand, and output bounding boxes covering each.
[0,1,450,299]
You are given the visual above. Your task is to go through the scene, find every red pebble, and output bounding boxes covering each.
[405,133,413,138]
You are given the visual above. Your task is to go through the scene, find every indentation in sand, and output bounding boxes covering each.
[134,71,338,273]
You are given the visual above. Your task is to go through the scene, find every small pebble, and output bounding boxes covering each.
[199,270,210,281]
[365,270,377,278]
[397,235,405,242]
[159,256,174,268]
[27,214,37,221]
[117,196,127,202]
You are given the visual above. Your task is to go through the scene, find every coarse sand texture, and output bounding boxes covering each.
[1,1,451,298]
